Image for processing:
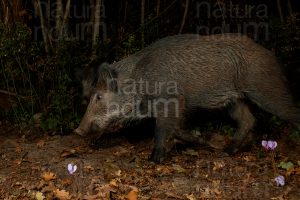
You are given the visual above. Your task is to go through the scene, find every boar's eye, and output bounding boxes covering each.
[96,94,102,100]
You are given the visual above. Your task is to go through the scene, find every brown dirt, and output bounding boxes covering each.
[0,122,299,200]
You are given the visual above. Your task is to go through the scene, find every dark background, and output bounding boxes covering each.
[0,0,299,133]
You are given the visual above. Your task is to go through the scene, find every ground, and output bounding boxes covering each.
[0,121,299,200]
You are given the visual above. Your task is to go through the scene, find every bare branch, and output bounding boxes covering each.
[179,0,189,34]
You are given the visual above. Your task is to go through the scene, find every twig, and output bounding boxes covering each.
[0,89,25,98]
[178,0,189,34]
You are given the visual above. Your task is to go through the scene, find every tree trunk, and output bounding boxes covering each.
[141,0,145,49]
[93,0,102,47]
[35,0,49,54]
[102,0,107,41]
[56,0,63,38]
[59,0,71,39]
[179,0,189,34]
[287,0,293,16]
[276,0,284,22]
[156,0,160,17]
[47,0,50,28]
[124,0,128,23]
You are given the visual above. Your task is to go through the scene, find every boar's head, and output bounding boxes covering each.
[74,64,131,137]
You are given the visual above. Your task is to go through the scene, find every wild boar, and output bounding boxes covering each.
[75,33,300,163]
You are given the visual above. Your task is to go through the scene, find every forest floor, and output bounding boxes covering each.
[0,121,300,200]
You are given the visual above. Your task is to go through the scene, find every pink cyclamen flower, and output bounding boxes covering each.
[262,140,277,150]
[67,163,77,175]
[275,175,285,186]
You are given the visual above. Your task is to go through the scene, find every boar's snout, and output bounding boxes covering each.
[74,127,87,136]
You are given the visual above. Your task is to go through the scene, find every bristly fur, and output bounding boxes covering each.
[96,64,118,92]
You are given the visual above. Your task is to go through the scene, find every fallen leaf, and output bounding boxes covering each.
[14,159,22,165]
[213,188,222,196]
[185,193,196,200]
[15,146,22,153]
[212,180,221,187]
[84,165,94,172]
[109,179,118,187]
[41,183,56,193]
[243,155,256,162]
[35,191,45,200]
[199,187,211,198]
[213,161,225,171]
[82,194,99,200]
[36,140,45,148]
[115,170,122,176]
[60,178,72,186]
[126,188,138,200]
[172,164,186,173]
[183,149,199,156]
[60,149,77,158]
[53,189,71,200]
[278,161,294,171]
[42,172,56,182]
[286,167,300,176]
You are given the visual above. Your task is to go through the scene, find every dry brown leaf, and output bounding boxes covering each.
[243,155,256,162]
[82,194,99,200]
[213,188,222,195]
[212,180,221,187]
[172,164,186,173]
[126,188,138,200]
[213,161,225,171]
[84,165,94,172]
[36,140,45,148]
[15,146,22,153]
[14,159,22,165]
[41,183,56,193]
[286,167,300,176]
[199,187,211,198]
[60,149,77,158]
[109,179,118,187]
[115,170,122,176]
[60,178,72,186]
[74,146,81,152]
[42,171,56,182]
[53,189,71,200]
[185,193,196,200]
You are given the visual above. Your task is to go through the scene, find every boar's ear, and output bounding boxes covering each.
[97,63,118,92]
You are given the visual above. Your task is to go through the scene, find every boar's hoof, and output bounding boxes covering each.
[223,144,239,156]
[74,128,87,136]
[149,148,166,164]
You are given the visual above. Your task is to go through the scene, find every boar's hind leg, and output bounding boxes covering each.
[224,101,255,155]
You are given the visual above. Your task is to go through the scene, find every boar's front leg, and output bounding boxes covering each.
[149,117,176,163]
[224,100,255,155]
